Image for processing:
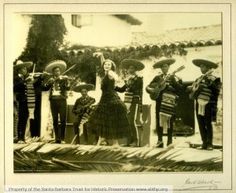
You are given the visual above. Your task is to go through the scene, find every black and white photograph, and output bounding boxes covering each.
[1,1,235,193]
[12,12,223,173]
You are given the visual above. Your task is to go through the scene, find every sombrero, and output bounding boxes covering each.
[73,83,95,93]
[192,59,218,69]
[14,60,33,71]
[45,60,67,73]
[153,58,176,69]
[121,59,145,71]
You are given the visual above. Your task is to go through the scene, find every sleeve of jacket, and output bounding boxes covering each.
[41,78,53,91]
[72,99,80,114]
[209,77,221,100]
[33,75,47,91]
[170,75,184,94]
[86,97,96,107]
[210,77,221,121]
[115,84,127,92]
[14,77,25,93]
[146,76,159,94]
[61,79,70,91]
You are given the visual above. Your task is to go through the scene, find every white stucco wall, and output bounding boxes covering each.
[10,14,31,62]
[63,14,132,47]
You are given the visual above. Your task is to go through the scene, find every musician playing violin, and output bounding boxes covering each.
[146,58,183,148]
[115,59,144,147]
[14,60,33,143]
[189,59,221,150]
[14,60,52,143]
[43,60,70,144]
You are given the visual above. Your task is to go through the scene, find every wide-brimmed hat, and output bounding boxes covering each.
[153,58,176,69]
[45,60,67,73]
[121,59,145,71]
[192,59,218,69]
[14,60,33,71]
[73,83,95,93]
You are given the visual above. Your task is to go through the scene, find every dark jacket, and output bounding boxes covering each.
[146,74,183,107]
[195,74,221,121]
[195,75,221,103]
[72,96,95,116]
[43,77,70,100]
[115,75,143,110]
[14,73,50,104]
[14,75,28,102]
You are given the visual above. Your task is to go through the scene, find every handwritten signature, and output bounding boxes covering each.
[181,178,220,190]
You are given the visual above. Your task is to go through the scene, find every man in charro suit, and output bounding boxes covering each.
[14,60,33,143]
[146,58,183,148]
[189,59,221,150]
[43,60,70,144]
[115,59,144,147]
[72,84,96,144]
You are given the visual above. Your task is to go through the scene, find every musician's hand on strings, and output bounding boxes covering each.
[47,77,55,85]
[41,71,50,78]
[18,73,24,79]
[25,75,34,82]
[186,85,192,92]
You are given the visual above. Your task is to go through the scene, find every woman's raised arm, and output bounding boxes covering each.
[93,52,105,67]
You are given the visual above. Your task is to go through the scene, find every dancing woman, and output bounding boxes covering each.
[88,52,130,146]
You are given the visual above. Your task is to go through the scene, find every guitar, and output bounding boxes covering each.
[147,65,185,100]
[189,69,213,100]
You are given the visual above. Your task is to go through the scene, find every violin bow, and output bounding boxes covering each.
[62,64,76,75]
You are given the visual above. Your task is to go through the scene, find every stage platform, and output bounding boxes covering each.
[14,142,222,173]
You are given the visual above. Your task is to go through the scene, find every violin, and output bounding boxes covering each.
[29,72,51,77]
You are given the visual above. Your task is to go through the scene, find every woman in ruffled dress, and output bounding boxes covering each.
[88,52,130,146]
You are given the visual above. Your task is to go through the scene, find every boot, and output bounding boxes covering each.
[156,127,163,148]
[156,141,164,148]
[167,128,173,146]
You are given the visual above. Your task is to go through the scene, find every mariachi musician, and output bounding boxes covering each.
[146,58,183,148]
[43,60,70,144]
[31,71,49,138]
[14,60,33,143]
[115,59,144,147]
[72,83,96,144]
[188,59,221,150]
[14,60,51,143]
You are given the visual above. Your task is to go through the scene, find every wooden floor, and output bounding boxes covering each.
[14,142,222,173]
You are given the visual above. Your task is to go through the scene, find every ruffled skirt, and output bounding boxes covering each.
[88,91,130,139]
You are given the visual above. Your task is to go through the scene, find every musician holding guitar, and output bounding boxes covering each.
[146,58,184,148]
[189,59,221,150]
[72,84,95,144]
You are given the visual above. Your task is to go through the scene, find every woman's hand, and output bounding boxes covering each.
[108,70,119,81]
[93,52,103,58]
[93,52,105,66]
